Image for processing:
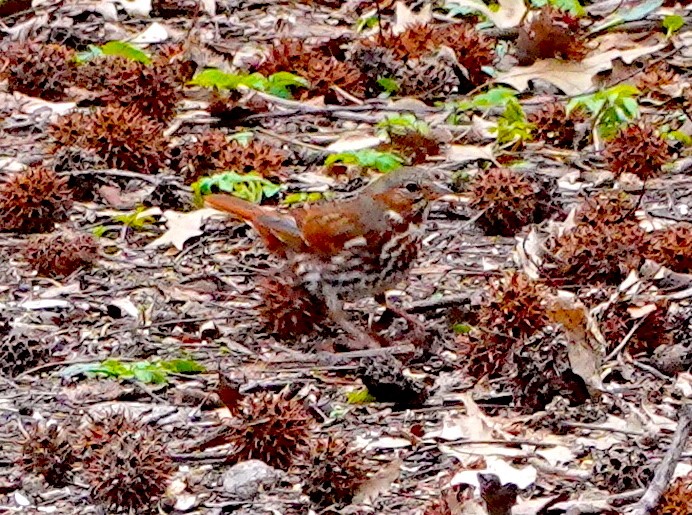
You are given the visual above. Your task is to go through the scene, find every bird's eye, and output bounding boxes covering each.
[405,182,420,193]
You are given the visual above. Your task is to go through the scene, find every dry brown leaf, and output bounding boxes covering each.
[497,44,665,94]
[392,1,433,34]
[353,459,401,504]
[447,143,498,165]
[148,208,220,251]
[449,0,526,29]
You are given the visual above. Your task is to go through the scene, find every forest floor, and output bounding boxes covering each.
[0,0,691,513]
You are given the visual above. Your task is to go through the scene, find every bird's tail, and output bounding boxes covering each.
[205,194,266,222]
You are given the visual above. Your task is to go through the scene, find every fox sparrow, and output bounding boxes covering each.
[206,167,450,347]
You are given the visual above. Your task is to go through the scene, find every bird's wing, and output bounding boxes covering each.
[298,199,386,256]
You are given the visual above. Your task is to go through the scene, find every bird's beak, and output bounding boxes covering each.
[425,182,454,200]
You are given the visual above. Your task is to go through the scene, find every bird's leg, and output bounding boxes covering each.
[374,292,427,341]
[323,288,381,349]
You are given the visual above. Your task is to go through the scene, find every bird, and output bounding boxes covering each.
[205,167,450,348]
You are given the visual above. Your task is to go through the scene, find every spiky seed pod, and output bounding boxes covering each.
[257,270,327,339]
[174,130,286,184]
[359,354,429,407]
[599,301,671,356]
[468,168,539,237]
[548,220,645,285]
[3,42,76,101]
[382,131,441,165]
[482,271,549,339]
[23,230,99,278]
[75,56,183,121]
[369,23,438,61]
[20,423,78,487]
[209,91,269,127]
[398,51,460,102]
[654,475,692,515]
[81,412,174,513]
[255,38,310,76]
[350,46,402,96]
[152,44,197,83]
[217,390,315,469]
[574,191,635,226]
[0,331,53,377]
[592,445,655,493]
[0,167,73,234]
[52,146,108,201]
[528,101,587,148]
[643,224,692,273]
[218,140,287,180]
[432,23,495,87]
[512,327,590,410]
[151,0,200,17]
[635,62,680,100]
[458,272,549,379]
[50,105,168,174]
[604,122,671,181]
[516,7,587,65]
[303,438,369,508]
[255,39,365,101]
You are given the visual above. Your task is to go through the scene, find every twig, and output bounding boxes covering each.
[407,293,474,313]
[625,404,692,515]
[604,316,648,362]
[58,168,163,185]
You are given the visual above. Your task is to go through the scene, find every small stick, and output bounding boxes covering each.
[626,404,692,515]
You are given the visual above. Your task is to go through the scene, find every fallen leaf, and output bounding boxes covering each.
[353,459,401,504]
[496,44,665,95]
[147,208,220,251]
[130,22,169,44]
[447,0,526,29]
[627,303,657,319]
[546,293,603,394]
[393,1,433,34]
[447,143,497,164]
[326,134,383,153]
[451,457,537,490]
[114,0,151,17]
[590,0,664,34]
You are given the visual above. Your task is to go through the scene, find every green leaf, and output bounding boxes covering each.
[452,323,473,334]
[377,77,400,95]
[94,358,131,378]
[194,171,282,204]
[457,87,518,111]
[188,69,250,89]
[377,113,430,136]
[667,130,692,146]
[620,97,639,119]
[74,41,152,65]
[100,41,151,64]
[113,206,156,230]
[75,45,105,64]
[492,98,533,145]
[325,149,403,173]
[282,192,332,205]
[663,15,684,37]
[266,72,309,98]
[346,388,376,404]
[549,0,585,16]
[91,225,108,238]
[132,363,168,384]
[161,359,206,374]
[356,15,379,32]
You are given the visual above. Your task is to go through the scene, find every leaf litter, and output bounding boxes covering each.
[0,0,691,513]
